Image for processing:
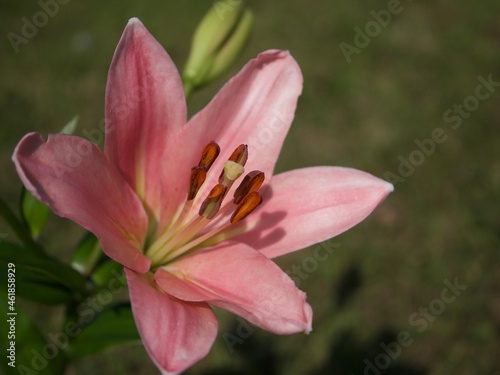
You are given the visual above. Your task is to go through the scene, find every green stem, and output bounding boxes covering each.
[183,79,195,101]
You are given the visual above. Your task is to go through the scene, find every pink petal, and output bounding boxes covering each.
[236,166,394,259]
[13,133,150,273]
[162,50,303,218]
[105,18,187,222]
[126,269,218,375]
[155,243,312,335]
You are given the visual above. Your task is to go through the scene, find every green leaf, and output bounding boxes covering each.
[60,114,79,134]
[71,232,103,276]
[91,258,124,287]
[0,242,88,304]
[0,290,66,375]
[21,189,51,239]
[67,303,140,358]
[0,197,44,255]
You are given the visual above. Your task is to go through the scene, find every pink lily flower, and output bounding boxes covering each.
[12,18,393,375]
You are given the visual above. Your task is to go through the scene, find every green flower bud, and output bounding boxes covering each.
[182,1,253,96]
[204,8,253,83]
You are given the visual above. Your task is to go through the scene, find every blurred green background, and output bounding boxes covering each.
[1,1,499,374]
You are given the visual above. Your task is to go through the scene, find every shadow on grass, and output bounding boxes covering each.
[311,329,428,375]
[197,334,280,375]
[336,262,363,309]
[191,263,427,375]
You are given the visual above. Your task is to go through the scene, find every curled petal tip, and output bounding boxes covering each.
[127,17,143,26]
[303,302,313,334]
[387,181,395,193]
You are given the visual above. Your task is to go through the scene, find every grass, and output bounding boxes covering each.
[1,0,499,374]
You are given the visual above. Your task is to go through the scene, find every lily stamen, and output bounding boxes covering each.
[161,191,262,264]
[188,166,207,201]
[228,144,248,165]
[198,141,220,170]
[199,184,226,219]
[159,220,233,264]
[188,141,220,202]
[231,191,263,223]
[163,141,221,238]
[233,170,265,204]
[147,142,265,267]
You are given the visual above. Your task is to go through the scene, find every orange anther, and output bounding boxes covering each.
[233,171,265,204]
[199,184,227,219]
[198,141,220,170]
[188,167,207,201]
[228,144,248,166]
[230,191,262,224]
